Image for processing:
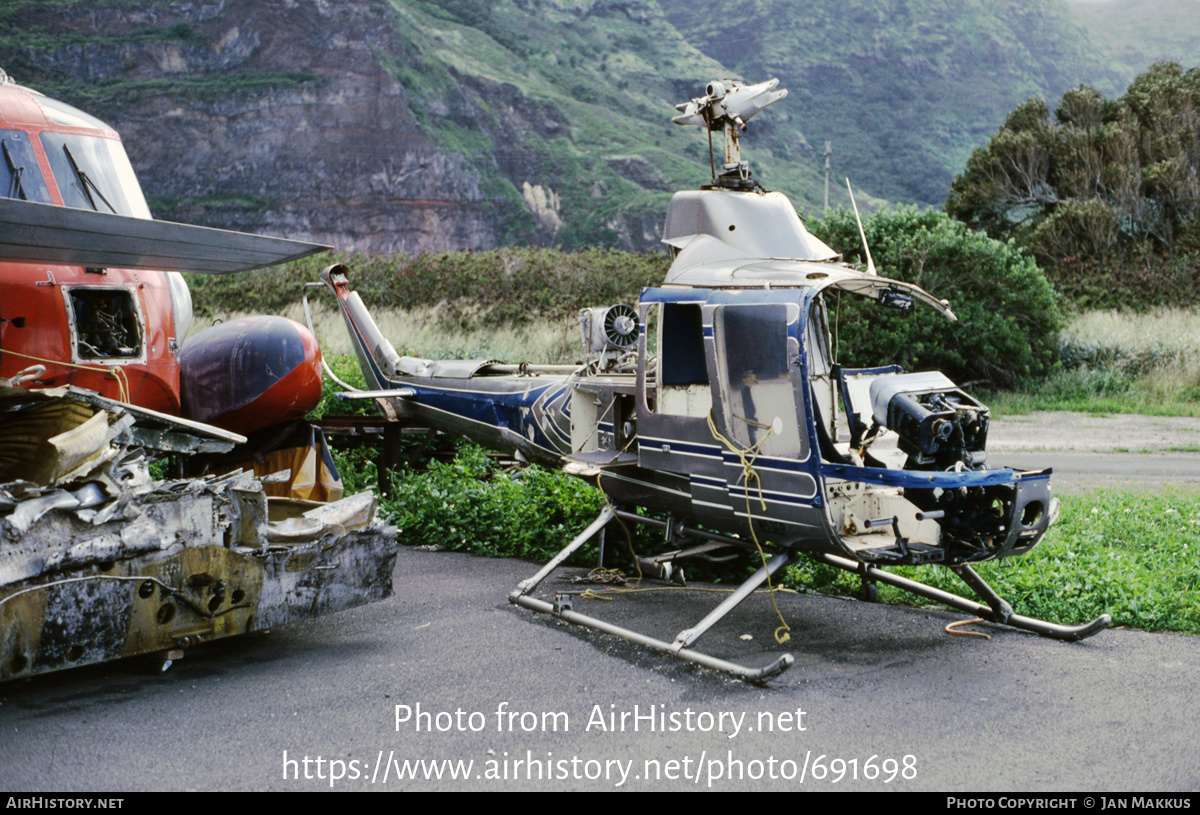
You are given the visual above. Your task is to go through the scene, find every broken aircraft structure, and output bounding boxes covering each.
[0,67,398,681]
[0,384,398,681]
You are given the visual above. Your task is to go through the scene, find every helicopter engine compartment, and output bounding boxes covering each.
[868,371,989,470]
[824,366,1054,566]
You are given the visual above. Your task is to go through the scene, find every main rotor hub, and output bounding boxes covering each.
[672,78,788,190]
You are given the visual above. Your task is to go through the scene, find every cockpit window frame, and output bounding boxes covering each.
[1,129,52,204]
[39,131,150,218]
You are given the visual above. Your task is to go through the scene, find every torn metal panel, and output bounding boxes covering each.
[0,388,399,681]
[0,384,246,464]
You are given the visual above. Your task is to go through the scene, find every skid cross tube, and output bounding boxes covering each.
[672,552,792,651]
[509,506,795,681]
[818,553,1111,641]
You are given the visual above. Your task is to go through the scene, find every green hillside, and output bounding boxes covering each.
[0,0,1193,250]
[1068,0,1200,76]
[374,0,746,246]
[660,0,1132,207]
[362,0,847,238]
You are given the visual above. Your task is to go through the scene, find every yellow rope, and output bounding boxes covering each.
[3,348,132,404]
[595,471,643,587]
[945,618,991,639]
[705,411,792,644]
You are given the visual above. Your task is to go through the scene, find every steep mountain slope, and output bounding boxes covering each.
[659,0,1129,207]
[1,0,745,252]
[1068,0,1200,76]
[367,0,742,248]
[0,0,1180,254]
[2,0,495,254]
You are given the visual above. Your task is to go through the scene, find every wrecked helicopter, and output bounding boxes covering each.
[316,78,1111,681]
[0,70,399,682]
[0,66,329,436]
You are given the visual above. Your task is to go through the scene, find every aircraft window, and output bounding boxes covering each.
[1,130,51,203]
[808,296,838,454]
[67,287,144,360]
[40,132,150,217]
[807,296,833,377]
[660,304,706,386]
[715,304,801,456]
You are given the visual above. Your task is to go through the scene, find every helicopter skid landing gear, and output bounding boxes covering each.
[509,506,795,682]
[817,552,1111,641]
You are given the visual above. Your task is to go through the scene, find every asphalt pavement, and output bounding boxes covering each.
[1,412,1198,792]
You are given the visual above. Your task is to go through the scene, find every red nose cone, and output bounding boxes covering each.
[179,316,322,435]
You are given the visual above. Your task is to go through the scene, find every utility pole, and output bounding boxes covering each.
[824,141,831,214]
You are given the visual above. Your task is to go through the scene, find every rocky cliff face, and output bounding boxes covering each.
[4,0,522,253]
[2,0,744,254]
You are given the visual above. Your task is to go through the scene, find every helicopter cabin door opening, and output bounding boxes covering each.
[636,299,715,476]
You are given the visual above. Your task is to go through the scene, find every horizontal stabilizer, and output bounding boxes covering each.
[335,389,416,401]
[0,198,329,273]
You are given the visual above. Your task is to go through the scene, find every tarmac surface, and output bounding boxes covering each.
[1,412,1198,792]
[987,410,1200,494]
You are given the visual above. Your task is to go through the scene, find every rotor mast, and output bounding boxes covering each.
[672,78,788,190]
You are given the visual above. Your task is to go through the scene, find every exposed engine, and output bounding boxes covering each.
[869,371,990,470]
[579,304,638,371]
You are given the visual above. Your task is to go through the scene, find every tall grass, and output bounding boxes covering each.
[191,303,585,364]
[987,307,1200,416]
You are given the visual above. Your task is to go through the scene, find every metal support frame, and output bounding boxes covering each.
[818,553,1110,641]
[509,506,795,681]
[510,509,1109,684]
[671,552,791,651]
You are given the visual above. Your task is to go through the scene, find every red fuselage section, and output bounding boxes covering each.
[0,80,321,427]
[1,81,183,413]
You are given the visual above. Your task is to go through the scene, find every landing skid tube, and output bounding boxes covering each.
[817,553,1111,641]
[509,506,796,681]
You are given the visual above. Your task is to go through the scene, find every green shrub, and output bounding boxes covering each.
[378,443,608,562]
[809,207,1063,388]
[945,64,1200,312]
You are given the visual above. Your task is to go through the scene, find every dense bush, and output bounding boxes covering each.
[945,62,1200,310]
[809,207,1063,388]
[377,443,607,562]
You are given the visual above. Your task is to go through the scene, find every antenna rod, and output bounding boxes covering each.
[846,178,876,276]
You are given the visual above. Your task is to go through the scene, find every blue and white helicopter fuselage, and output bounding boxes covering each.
[316,79,1109,680]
